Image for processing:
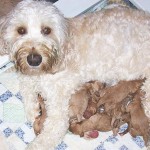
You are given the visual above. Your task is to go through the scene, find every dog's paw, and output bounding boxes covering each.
[26,135,52,150]
[25,103,41,123]
[26,143,38,150]
[26,139,44,150]
[25,106,40,123]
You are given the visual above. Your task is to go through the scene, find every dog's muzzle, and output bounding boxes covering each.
[27,53,42,66]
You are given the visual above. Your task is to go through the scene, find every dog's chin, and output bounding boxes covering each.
[15,62,62,75]
[21,66,45,75]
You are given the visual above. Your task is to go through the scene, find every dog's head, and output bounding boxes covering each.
[0,0,68,75]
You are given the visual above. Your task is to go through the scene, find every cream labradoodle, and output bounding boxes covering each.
[0,0,150,150]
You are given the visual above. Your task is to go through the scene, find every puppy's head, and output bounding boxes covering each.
[69,122,84,137]
[0,0,68,75]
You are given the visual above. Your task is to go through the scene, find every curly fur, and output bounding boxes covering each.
[0,0,150,150]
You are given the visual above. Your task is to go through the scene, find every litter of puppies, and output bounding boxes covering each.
[33,79,150,146]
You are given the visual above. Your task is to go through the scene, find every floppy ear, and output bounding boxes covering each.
[0,17,8,55]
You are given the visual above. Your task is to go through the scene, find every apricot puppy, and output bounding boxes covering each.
[97,79,144,108]
[69,81,105,122]
[69,113,112,137]
[126,90,150,146]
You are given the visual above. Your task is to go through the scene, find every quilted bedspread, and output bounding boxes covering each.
[0,73,147,150]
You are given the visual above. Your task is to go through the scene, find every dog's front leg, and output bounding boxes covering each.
[26,98,69,150]
[26,73,82,150]
[19,76,40,123]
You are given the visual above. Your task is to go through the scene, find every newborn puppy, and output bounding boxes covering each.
[69,79,145,139]
[33,94,47,135]
[112,95,134,136]
[97,79,144,108]
[100,96,131,136]
[69,86,89,123]
[69,113,112,137]
[69,97,132,138]
[111,108,131,136]
[83,79,143,120]
[126,90,150,146]
[83,81,106,119]
[69,81,105,122]
[113,113,131,136]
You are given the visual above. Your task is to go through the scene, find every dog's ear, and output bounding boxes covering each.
[0,17,8,55]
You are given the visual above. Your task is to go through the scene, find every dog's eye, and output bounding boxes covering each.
[41,27,51,35]
[17,27,27,35]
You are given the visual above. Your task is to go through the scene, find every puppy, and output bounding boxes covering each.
[126,90,150,146]
[83,81,106,119]
[85,79,144,118]
[69,113,112,137]
[69,81,105,122]
[69,109,131,138]
[69,86,89,123]
[97,79,144,108]
[113,113,131,136]
[110,100,131,136]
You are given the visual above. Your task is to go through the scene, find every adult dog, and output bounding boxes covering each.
[0,0,150,149]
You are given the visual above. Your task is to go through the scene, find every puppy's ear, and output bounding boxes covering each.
[0,17,8,55]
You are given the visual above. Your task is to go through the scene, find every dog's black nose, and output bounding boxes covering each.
[27,53,42,66]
